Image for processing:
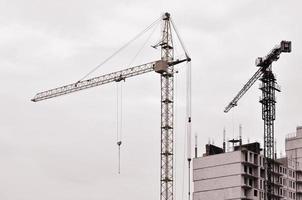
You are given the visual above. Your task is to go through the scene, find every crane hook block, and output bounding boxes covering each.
[154,60,169,74]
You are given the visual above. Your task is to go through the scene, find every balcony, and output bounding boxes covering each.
[242,184,252,190]
[242,172,258,179]
[271,192,283,199]
[271,169,283,177]
[297,165,302,173]
[242,161,258,168]
[271,181,283,188]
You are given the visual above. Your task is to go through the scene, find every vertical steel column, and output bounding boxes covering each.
[260,67,280,200]
[160,13,174,200]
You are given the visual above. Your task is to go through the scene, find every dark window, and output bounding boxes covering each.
[254,190,258,197]
[249,167,252,175]
[249,179,253,187]
[254,154,258,164]
[244,165,247,173]
[260,169,265,178]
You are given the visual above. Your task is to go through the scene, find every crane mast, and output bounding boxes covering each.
[31,12,190,200]
[160,13,174,200]
[260,66,279,200]
[224,41,291,200]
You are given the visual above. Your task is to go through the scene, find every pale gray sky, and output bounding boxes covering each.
[1,1,302,200]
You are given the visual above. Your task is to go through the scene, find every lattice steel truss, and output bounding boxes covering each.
[160,13,174,200]
[260,68,280,200]
[31,61,158,102]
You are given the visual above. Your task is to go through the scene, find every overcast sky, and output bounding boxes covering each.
[1,1,302,200]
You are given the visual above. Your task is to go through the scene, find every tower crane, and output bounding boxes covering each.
[31,13,191,200]
[224,41,291,200]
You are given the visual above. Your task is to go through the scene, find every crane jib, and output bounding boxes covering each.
[31,58,189,102]
[223,41,291,113]
[31,61,158,102]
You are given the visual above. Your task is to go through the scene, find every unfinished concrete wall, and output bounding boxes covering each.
[286,126,302,164]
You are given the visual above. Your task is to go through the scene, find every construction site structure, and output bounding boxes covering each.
[31,13,191,200]
[285,126,302,200]
[193,128,302,200]
[224,41,292,200]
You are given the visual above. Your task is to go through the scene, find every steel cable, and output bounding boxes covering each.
[78,17,161,82]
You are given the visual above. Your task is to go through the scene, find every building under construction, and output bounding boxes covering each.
[193,126,302,200]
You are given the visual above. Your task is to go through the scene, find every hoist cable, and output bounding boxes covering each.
[182,121,187,200]
[186,61,192,200]
[116,84,119,142]
[186,62,192,158]
[120,82,123,142]
[78,17,161,81]
[116,83,122,174]
[115,23,158,175]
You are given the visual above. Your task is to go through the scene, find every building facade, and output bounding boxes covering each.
[193,143,266,200]
[285,126,302,200]
[193,126,302,200]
